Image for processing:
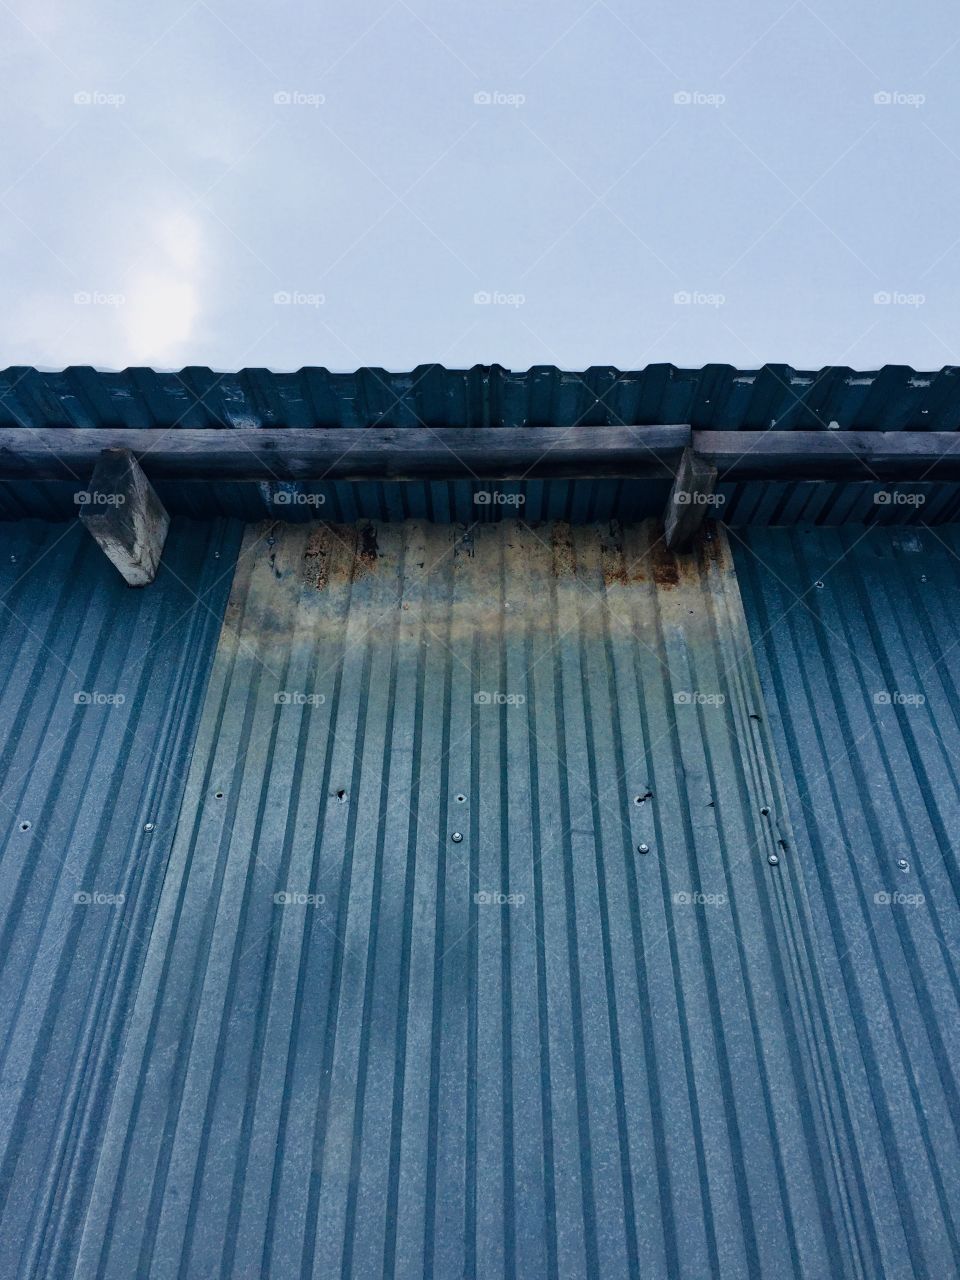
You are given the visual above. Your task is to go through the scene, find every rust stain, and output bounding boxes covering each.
[303,527,329,590]
[551,522,576,577]
[650,538,680,587]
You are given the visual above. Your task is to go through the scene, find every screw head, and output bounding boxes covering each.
[768,853,780,866]
[814,581,824,590]
[897,858,909,871]
[451,831,463,843]
[637,843,650,854]
[143,822,155,833]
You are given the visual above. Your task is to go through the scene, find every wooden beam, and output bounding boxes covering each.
[694,430,960,480]
[0,426,691,482]
[79,448,170,586]
[664,447,719,551]
[2,426,959,485]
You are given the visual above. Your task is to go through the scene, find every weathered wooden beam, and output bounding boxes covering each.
[0,426,691,482]
[664,447,719,551]
[694,430,960,480]
[3,426,959,485]
[79,448,170,586]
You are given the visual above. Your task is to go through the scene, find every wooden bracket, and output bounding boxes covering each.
[664,447,719,551]
[79,448,170,585]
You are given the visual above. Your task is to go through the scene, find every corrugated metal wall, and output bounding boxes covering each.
[735,525,960,1278]
[71,519,877,1279]
[0,518,242,1280]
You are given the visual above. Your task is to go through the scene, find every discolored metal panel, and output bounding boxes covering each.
[74,518,876,1278]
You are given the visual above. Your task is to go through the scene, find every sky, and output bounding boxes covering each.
[0,0,957,373]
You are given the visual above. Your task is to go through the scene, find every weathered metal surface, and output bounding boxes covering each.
[2,363,957,431]
[2,362,959,524]
[735,525,960,1278]
[71,517,877,1278]
[0,517,242,1279]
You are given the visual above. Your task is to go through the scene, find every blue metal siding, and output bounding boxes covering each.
[69,520,878,1278]
[1,363,958,432]
[0,518,242,1279]
[734,525,960,1277]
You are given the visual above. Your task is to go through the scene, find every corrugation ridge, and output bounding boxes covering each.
[704,536,868,1273]
[545,540,600,1278]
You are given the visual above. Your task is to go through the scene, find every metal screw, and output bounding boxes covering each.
[920,575,928,583]
[9,555,15,564]
[18,820,30,832]
[814,581,824,590]
[897,858,909,871]
[637,843,650,854]
[451,831,463,843]
[768,853,780,866]
[143,822,155,833]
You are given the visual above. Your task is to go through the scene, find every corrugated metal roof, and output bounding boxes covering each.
[67,518,881,1277]
[734,525,960,1277]
[2,363,959,432]
[0,517,242,1279]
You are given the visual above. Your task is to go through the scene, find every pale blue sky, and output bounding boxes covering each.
[1,0,957,371]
